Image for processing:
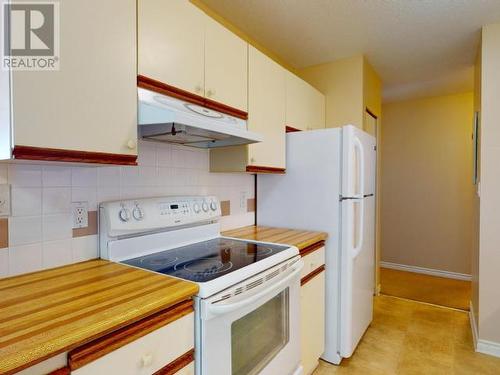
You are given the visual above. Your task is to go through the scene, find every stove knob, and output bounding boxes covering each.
[210,201,218,211]
[193,203,201,213]
[118,208,131,222]
[133,206,144,221]
[202,201,209,212]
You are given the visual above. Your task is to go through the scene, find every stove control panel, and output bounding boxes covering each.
[100,196,221,237]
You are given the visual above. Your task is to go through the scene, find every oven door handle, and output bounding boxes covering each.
[204,259,304,317]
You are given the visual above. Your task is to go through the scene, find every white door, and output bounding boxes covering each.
[340,125,376,358]
[198,259,302,375]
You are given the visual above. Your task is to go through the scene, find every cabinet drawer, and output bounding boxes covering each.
[72,312,194,375]
[301,246,325,279]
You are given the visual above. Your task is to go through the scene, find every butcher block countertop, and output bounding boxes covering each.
[0,259,198,375]
[223,225,328,251]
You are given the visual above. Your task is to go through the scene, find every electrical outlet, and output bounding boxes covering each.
[0,184,11,217]
[72,201,88,229]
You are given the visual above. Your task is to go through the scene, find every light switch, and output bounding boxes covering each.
[0,184,11,217]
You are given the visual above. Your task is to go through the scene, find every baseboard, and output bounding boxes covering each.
[469,301,500,358]
[380,261,472,281]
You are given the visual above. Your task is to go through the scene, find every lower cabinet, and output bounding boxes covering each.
[300,245,326,375]
[70,311,195,375]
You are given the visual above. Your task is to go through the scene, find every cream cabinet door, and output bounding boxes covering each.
[205,17,248,111]
[301,272,326,375]
[286,71,309,131]
[286,71,325,131]
[138,0,205,96]
[248,46,286,169]
[11,0,137,156]
[307,85,326,130]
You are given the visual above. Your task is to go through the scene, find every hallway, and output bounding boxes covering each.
[380,268,471,311]
[313,295,500,374]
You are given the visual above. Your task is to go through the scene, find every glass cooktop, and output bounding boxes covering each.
[121,238,290,283]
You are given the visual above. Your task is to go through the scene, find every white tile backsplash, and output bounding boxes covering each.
[42,166,72,187]
[1,142,255,278]
[71,167,98,187]
[11,188,42,216]
[0,250,8,278]
[42,214,72,241]
[42,239,73,268]
[9,243,42,276]
[42,187,72,214]
[9,216,42,246]
[0,165,8,184]
[72,235,98,262]
[8,164,42,187]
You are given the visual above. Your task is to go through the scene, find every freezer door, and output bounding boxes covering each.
[342,125,376,197]
[340,195,375,358]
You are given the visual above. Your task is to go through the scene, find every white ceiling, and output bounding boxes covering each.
[200,0,500,102]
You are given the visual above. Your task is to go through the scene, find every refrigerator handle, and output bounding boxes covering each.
[351,136,365,259]
[352,198,364,259]
[353,136,365,198]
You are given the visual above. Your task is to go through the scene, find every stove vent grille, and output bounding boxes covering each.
[212,260,295,304]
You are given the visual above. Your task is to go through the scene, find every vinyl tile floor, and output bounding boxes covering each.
[380,268,471,311]
[313,295,500,375]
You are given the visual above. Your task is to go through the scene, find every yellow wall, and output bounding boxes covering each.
[381,93,475,275]
[477,23,500,344]
[298,55,364,128]
[364,60,382,119]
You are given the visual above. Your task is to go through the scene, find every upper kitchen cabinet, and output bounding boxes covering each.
[286,71,326,131]
[138,0,205,97]
[1,0,137,164]
[210,46,286,173]
[205,17,248,112]
[138,0,248,116]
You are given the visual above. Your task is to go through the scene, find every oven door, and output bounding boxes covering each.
[197,257,303,375]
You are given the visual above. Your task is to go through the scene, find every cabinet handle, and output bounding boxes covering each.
[250,157,256,164]
[127,139,137,150]
[206,89,216,98]
[140,353,154,367]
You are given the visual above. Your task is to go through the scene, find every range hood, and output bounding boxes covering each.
[138,88,263,148]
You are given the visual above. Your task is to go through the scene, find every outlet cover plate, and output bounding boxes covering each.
[72,201,89,229]
[0,184,11,217]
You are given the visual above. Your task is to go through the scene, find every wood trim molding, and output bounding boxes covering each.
[246,165,286,174]
[138,75,248,120]
[68,300,193,370]
[12,146,137,166]
[48,367,71,375]
[299,241,325,258]
[153,349,194,375]
[285,125,302,133]
[301,265,326,286]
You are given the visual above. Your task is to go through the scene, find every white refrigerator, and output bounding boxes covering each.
[257,125,376,364]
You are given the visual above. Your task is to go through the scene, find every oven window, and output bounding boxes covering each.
[231,288,290,375]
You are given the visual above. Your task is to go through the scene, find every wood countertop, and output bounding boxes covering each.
[0,260,198,375]
[223,225,328,251]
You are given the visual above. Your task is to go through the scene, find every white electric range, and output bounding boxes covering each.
[99,196,304,375]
